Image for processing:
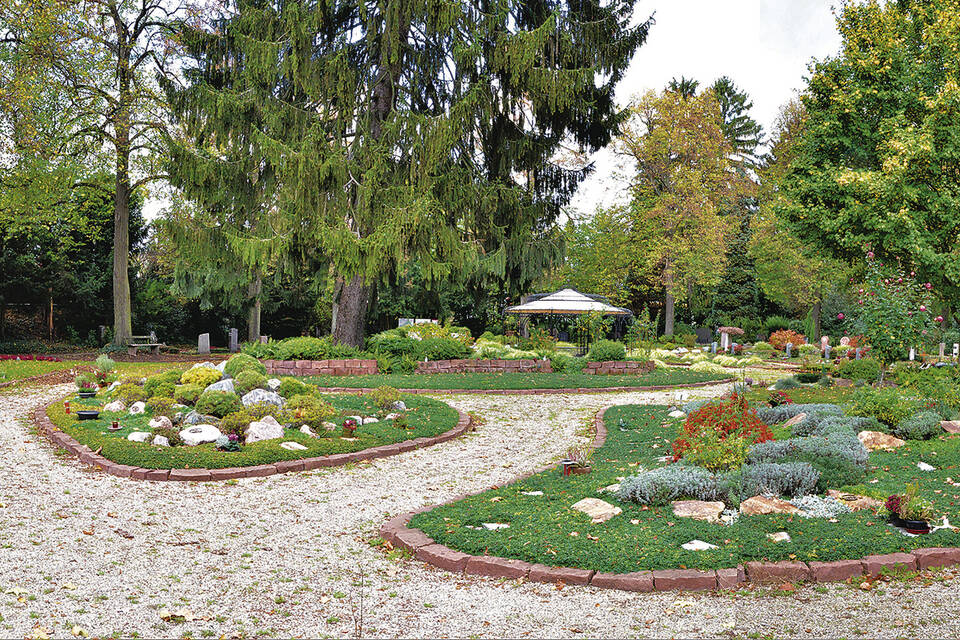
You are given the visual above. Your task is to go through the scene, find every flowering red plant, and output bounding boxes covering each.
[767,390,793,407]
[672,397,773,461]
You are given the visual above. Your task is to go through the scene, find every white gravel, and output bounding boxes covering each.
[1,382,959,639]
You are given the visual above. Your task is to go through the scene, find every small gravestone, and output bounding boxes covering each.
[398,318,413,327]
[785,342,793,358]
[259,335,268,344]
[855,348,862,360]
[228,328,239,353]
[909,347,916,361]
[954,343,960,359]
[820,335,829,351]
[711,342,717,355]
[198,333,210,354]
[940,343,946,358]
[824,345,831,361]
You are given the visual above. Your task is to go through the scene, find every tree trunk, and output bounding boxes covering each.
[112,54,133,346]
[811,300,822,341]
[331,275,371,348]
[663,258,675,336]
[247,275,262,342]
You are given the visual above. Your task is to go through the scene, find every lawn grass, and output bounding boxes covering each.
[0,359,180,386]
[46,392,459,469]
[304,368,728,390]
[409,403,960,573]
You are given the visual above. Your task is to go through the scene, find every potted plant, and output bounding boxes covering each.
[885,483,934,534]
[342,418,358,437]
[75,373,99,398]
[560,446,592,476]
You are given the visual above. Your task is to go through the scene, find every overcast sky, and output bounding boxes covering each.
[567,0,843,216]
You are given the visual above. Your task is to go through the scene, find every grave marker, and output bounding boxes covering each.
[824,344,831,361]
[228,328,239,353]
[785,342,793,358]
[711,342,717,355]
[909,347,916,361]
[198,333,210,355]
[940,343,946,358]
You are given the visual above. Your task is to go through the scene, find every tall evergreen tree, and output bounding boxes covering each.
[711,76,763,170]
[167,0,650,346]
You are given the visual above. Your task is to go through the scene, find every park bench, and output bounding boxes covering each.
[127,331,163,356]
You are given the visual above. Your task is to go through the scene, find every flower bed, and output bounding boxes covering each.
[402,402,960,578]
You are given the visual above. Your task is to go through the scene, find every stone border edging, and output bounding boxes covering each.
[316,377,735,396]
[381,406,960,592]
[32,399,473,482]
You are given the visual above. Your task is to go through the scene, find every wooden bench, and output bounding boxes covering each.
[128,332,163,356]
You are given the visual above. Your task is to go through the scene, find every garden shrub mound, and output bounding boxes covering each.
[303,369,728,391]
[47,375,459,470]
[409,403,960,574]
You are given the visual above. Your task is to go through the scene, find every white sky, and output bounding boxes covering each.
[567,0,843,217]
[145,1,843,221]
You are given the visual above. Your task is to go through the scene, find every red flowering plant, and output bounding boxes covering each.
[672,397,774,471]
[767,390,793,407]
[841,254,936,366]
[768,329,806,351]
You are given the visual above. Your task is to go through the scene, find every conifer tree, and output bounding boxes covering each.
[167,0,650,346]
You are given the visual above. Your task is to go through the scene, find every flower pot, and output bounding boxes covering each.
[108,421,121,431]
[903,519,930,535]
[76,410,100,421]
[570,465,592,476]
[77,391,96,399]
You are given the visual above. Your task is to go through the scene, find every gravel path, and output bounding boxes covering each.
[1,382,959,639]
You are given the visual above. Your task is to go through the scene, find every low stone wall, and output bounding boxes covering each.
[415,359,552,374]
[263,359,378,376]
[583,360,655,375]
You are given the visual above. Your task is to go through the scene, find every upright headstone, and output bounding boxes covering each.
[198,333,210,355]
[711,342,717,355]
[228,328,239,353]
[954,343,960,359]
[398,318,413,327]
[940,343,946,358]
[824,344,831,361]
[785,342,793,358]
[98,325,107,341]
[855,348,862,360]
[909,347,916,361]
[720,333,730,351]
[259,335,269,344]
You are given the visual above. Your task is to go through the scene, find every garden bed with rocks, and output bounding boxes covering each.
[38,354,466,479]
[396,397,960,591]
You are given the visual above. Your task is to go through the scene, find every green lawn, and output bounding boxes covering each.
[46,392,459,469]
[304,369,729,390]
[1,359,180,386]
[409,403,960,573]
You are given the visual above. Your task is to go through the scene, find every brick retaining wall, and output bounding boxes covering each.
[263,359,378,376]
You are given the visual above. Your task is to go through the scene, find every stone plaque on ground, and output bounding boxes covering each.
[198,333,210,354]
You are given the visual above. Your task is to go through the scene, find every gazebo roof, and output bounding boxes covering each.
[504,288,632,316]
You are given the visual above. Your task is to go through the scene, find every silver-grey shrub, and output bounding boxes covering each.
[756,403,843,425]
[737,462,820,498]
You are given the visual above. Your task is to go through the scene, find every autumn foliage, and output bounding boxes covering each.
[768,329,807,351]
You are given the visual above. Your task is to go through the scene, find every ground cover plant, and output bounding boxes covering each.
[46,363,459,469]
[410,401,960,573]
[0,359,177,387]
[303,368,727,390]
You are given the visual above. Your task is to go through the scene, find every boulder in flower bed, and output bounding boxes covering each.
[205,379,235,394]
[245,415,284,444]
[103,400,126,413]
[672,500,725,523]
[149,416,173,430]
[858,430,905,451]
[572,498,622,523]
[179,424,222,446]
[129,402,146,415]
[127,432,151,443]
[241,389,285,408]
[739,495,801,516]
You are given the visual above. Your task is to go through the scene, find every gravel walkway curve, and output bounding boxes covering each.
[1,383,959,639]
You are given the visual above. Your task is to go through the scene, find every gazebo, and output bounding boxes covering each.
[504,288,632,354]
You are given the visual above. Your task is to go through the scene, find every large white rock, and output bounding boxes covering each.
[179,424,222,446]
[103,400,126,413]
[245,415,284,444]
[129,402,146,415]
[241,389,285,408]
[149,415,173,430]
[571,498,622,523]
[681,539,718,551]
[393,401,406,411]
[767,531,791,543]
[299,425,317,438]
[106,381,122,393]
[215,361,227,373]
[204,379,235,394]
[191,361,217,370]
[267,378,282,391]
[672,500,725,523]
[918,461,936,472]
[280,441,308,451]
[362,417,379,424]
[152,435,170,447]
[668,410,686,419]
[127,432,151,443]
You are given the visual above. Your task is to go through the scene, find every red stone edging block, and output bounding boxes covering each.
[809,560,862,582]
[861,552,916,576]
[583,360,656,376]
[264,358,378,377]
[33,398,472,483]
[415,358,552,375]
[591,571,653,592]
[745,561,810,584]
[653,569,718,591]
[912,547,960,569]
